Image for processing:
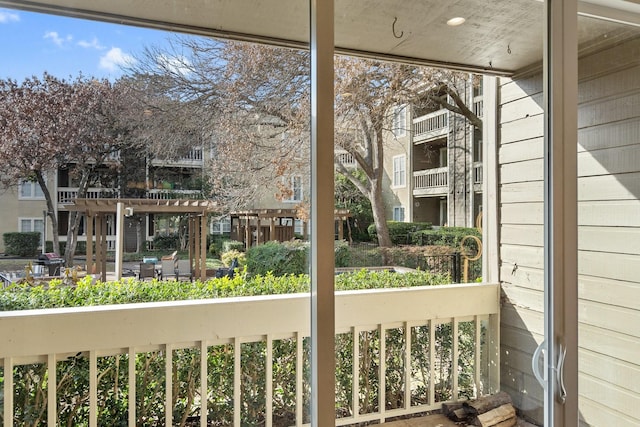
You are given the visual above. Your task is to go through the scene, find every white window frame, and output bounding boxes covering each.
[19,217,45,235]
[282,175,303,203]
[18,179,45,200]
[392,155,406,188]
[211,217,231,234]
[392,104,407,137]
[392,206,405,222]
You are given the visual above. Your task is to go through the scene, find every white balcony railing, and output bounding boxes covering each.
[412,110,448,142]
[335,151,356,167]
[146,189,203,200]
[57,187,119,204]
[413,167,448,191]
[151,147,204,167]
[0,284,499,427]
[473,97,483,118]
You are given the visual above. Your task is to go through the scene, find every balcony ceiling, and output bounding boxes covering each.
[2,0,640,75]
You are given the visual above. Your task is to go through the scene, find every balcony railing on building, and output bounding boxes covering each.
[473,162,483,185]
[413,167,448,196]
[335,151,356,168]
[150,147,204,167]
[0,283,499,427]
[57,187,119,204]
[146,189,203,200]
[412,110,448,143]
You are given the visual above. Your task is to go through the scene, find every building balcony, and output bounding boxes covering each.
[150,147,205,168]
[146,189,203,200]
[335,150,357,168]
[413,167,448,196]
[0,283,499,426]
[412,110,448,144]
[57,187,119,205]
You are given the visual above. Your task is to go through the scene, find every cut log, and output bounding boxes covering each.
[492,417,517,427]
[442,401,467,421]
[464,391,513,416]
[475,403,516,427]
[442,401,464,415]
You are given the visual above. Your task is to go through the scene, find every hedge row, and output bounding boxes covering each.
[2,232,41,256]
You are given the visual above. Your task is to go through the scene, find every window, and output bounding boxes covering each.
[392,104,407,137]
[19,218,44,235]
[18,179,44,199]
[393,206,405,222]
[283,175,303,202]
[392,155,406,187]
[211,217,231,234]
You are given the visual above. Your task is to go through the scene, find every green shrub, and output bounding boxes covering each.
[221,249,246,268]
[3,232,40,256]
[367,221,432,244]
[411,226,481,251]
[223,240,245,253]
[246,240,308,276]
[58,241,87,256]
[153,234,179,250]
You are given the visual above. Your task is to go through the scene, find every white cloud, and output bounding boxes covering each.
[0,10,20,23]
[157,53,192,76]
[99,47,135,72]
[44,31,72,47]
[77,37,105,50]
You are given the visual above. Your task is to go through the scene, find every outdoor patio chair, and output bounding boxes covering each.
[138,262,156,281]
[174,259,192,281]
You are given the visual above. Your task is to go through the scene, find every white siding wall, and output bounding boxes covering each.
[499,36,640,426]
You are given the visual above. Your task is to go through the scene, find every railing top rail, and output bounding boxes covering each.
[0,283,499,360]
[413,166,449,176]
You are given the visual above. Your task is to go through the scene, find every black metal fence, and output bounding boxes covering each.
[346,243,482,283]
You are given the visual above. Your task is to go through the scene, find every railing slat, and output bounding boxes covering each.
[165,343,173,427]
[90,350,98,427]
[475,316,482,396]
[296,331,303,426]
[200,341,208,427]
[352,326,360,422]
[234,337,241,427]
[379,324,386,422]
[429,321,435,406]
[4,357,13,427]
[48,353,56,426]
[452,319,459,401]
[128,347,136,427]
[404,322,412,412]
[266,334,273,427]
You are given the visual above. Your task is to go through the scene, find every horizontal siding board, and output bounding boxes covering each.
[578,172,640,201]
[500,265,544,291]
[579,250,640,283]
[578,200,640,226]
[500,181,544,203]
[499,137,544,164]
[578,37,640,82]
[500,159,544,184]
[578,91,640,129]
[579,348,640,395]
[500,244,544,270]
[578,117,640,153]
[579,324,640,365]
[501,224,544,247]
[578,396,640,427]
[501,304,543,334]
[578,299,640,338]
[579,275,640,309]
[501,202,543,225]
[499,114,544,144]
[578,143,640,177]
[499,76,543,105]
[579,225,640,254]
[579,373,640,424]
[499,93,544,123]
[578,64,640,104]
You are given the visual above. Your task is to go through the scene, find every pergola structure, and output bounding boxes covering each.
[65,198,218,282]
[230,208,352,249]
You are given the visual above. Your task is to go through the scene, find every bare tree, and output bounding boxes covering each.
[0,74,130,264]
[129,38,481,247]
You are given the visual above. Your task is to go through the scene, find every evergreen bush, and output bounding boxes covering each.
[367,221,432,244]
[3,232,40,256]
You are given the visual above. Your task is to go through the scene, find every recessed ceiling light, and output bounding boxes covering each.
[447,17,466,26]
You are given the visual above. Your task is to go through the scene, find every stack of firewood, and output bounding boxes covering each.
[442,391,517,427]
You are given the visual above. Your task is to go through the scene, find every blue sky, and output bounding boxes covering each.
[0,8,173,82]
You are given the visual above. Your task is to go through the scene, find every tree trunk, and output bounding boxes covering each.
[64,171,92,266]
[370,184,391,248]
[35,171,60,254]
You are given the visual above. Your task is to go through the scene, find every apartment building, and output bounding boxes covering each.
[382,84,483,228]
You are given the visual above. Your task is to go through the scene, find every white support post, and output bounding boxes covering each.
[310,0,335,426]
[115,202,125,281]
